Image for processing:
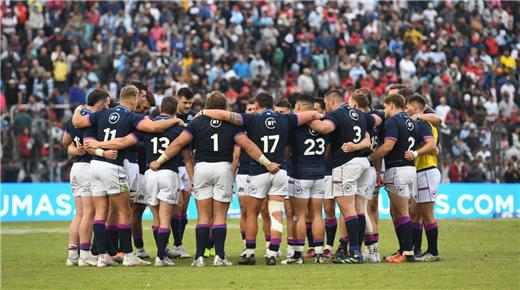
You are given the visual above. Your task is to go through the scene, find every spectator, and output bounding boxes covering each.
[449,156,468,182]
[297,68,315,93]
[504,162,520,183]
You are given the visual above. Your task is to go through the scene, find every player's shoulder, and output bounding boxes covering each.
[80,108,93,116]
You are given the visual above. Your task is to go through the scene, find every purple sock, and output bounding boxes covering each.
[245,238,256,250]
[425,221,439,256]
[269,238,281,253]
[133,230,144,249]
[397,216,412,252]
[171,214,183,247]
[212,224,227,258]
[357,214,366,248]
[325,218,337,247]
[79,243,91,251]
[241,231,246,241]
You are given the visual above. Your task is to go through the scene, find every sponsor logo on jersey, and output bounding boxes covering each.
[349,110,359,121]
[309,128,318,136]
[109,112,120,124]
[406,119,415,131]
[265,117,277,129]
[187,115,194,121]
[210,119,222,128]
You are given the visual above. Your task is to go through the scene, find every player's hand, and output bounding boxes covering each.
[376,174,384,187]
[84,140,100,149]
[150,161,161,171]
[103,150,118,160]
[173,118,186,127]
[266,162,280,174]
[76,145,86,156]
[342,142,357,153]
[404,150,414,161]
[194,110,203,119]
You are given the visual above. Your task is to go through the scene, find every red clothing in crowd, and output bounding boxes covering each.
[449,161,468,182]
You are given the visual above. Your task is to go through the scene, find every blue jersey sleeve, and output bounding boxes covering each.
[64,120,73,135]
[418,121,433,145]
[323,110,340,129]
[131,113,145,129]
[287,114,299,129]
[384,118,399,142]
[366,112,376,130]
[88,111,98,127]
[184,119,198,137]
[241,113,255,129]
[131,129,144,142]
[232,125,245,139]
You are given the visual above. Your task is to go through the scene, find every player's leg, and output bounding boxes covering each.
[284,197,294,258]
[309,180,326,263]
[92,195,111,266]
[368,189,380,258]
[285,194,307,263]
[132,202,148,257]
[416,168,441,261]
[212,200,232,266]
[170,194,184,257]
[192,197,212,267]
[78,195,97,266]
[260,198,271,250]
[410,199,423,256]
[110,192,135,262]
[155,201,175,266]
[66,196,82,266]
[265,170,289,265]
[235,174,249,247]
[303,205,315,259]
[238,195,248,247]
[323,175,337,258]
[238,196,263,265]
[106,202,120,258]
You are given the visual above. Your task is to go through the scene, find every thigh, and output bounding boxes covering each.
[323,175,334,200]
[158,170,181,205]
[290,196,308,217]
[248,173,270,199]
[158,201,175,228]
[268,169,288,197]
[93,196,109,219]
[212,199,230,225]
[309,197,324,219]
[335,195,356,216]
[195,198,213,224]
[109,192,131,214]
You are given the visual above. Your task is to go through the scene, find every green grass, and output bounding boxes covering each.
[1,219,519,290]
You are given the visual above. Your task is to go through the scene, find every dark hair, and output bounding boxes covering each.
[275,98,291,109]
[407,94,426,109]
[256,92,274,109]
[296,93,315,105]
[87,89,110,106]
[324,89,343,102]
[177,87,194,100]
[398,87,414,100]
[130,81,147,92]
[145,90,156,107]
[350,89,370,108]
[160,96,178,115]
[247,98,257,105]
[384,94,406,109]
[205,91,227,110]
[387,84,407,91]
[314,98,325,110]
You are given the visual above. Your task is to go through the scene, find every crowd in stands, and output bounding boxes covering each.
[0,1,518,183]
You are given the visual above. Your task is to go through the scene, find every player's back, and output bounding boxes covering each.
[384,112,420,169]
[242,109,298,175]
[143,115,184,171]
[187,116,243,163]
[88,105,143,166]
[325,105,372,168]
[289,124,328,179]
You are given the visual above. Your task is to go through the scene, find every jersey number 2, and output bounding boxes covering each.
[408,137,416,151]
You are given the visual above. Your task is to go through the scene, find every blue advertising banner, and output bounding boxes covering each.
[1,183,519,222]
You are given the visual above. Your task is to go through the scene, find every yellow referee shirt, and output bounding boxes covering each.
[415,121,438,171]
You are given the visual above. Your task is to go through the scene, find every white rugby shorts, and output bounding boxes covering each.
[248,169,288,199]
[89,160,129,196]
[384,166,417,198]
[234,174,250,197]
[323,175,334,200]
[288,178,325,199]
[133,173,148,204]
[123,159,139,193]
[414,168,440,203]
[70,162,91,197]
[192,162,233,202]
[332,157,370,197]
[178,166,190,192]
[145,169,181,206]
[365,166,377,200]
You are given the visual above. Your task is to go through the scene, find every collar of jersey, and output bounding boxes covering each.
[82,108,92,114]
[339,103,351,109]
[115,105,129,112]
[259,109,273,115]
[154,115,172,121]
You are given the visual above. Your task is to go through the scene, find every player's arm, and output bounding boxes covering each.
[198,109,244,126]
[150,131,193,170]
[374,157,384,187]
[342,132,371,153]
[371,114,383,127]
[309,119,336,134]
[84,144,118,160]
[232,145,240,175]
[295,111,321,126]
[415,109,442,126]
[182,148,194,191]
[369,138,395,160]
[137,118,185,133]
[235,133,279,173]
[84,134,139,150]
[404,136,436,160]
[71,106,91,128]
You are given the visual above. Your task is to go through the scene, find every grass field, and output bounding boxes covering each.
[2,219,519,289]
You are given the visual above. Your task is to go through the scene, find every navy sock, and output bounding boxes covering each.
[79,242,91,251]
[180,215,188,243]
[325,218,337,247]
[397,216,413,252]
[93,220,107,255]
[364,234,376,246]
[306,222,314,248]
[339,236,349,249]
[345,216,360,253]
[241,231,246,241]
[171,214,182,247]
[91,234,99,255]
[206,232,214,249]
[357,214,366,248]
[212,224,227,258]
[157,227,170,260]
[245,238,256,250]
[394,220,403,252]
[412,222,423,253]
[118,224,132,254]
[292,239,304,259]
[152,226,159,245]
[195,224,210,259]
[269,238,281,253]
[425,221,439,256]
[133,230,144,249]
[108,226,119,252]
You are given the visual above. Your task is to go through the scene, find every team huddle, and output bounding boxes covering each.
[63,82,442,267]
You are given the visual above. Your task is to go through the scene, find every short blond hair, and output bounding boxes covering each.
[120,85,139,101]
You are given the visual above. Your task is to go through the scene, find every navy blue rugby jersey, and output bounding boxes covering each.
[64,108,93,163]
[241,109,299,175]
[322,104,375,169]
[185,116,244,163]
[289,124,328,179]
[141,115,184,172]
[359,109,385,158]
[237,147,251,175]
[383,112,432,169]
[177,109,196,167]
[86,105,144,166]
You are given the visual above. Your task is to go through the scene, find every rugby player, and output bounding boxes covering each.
[150,91,279,267]
[283,93,328,265]
[74,85,180,267]
[309,89,374,264]
[404,95,441,262]
[171,87,197,259]
[368,93,436,263]
[314,98,337,259]
[63,89,111,266]
[200,92,321,265]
